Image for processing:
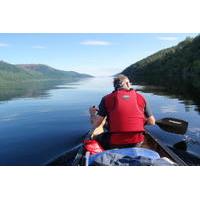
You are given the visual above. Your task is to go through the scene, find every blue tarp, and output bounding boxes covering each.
[88,147,160,166]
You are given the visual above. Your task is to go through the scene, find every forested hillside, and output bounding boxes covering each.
[122,35,200,91]
[0,61,92,83]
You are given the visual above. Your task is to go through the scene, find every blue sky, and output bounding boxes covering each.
[0,33,198,76]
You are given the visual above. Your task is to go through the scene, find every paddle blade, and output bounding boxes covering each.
[156,118,188,135]
[173,141,187,151]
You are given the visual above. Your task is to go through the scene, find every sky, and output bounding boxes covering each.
[0,33,199,76]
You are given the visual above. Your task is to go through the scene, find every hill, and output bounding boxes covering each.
[0,61,92,83]
[122,35,200,91]
[17,64,92,79]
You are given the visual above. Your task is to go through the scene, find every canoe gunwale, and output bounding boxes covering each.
[72,130,187,166]
[47,130,188,166]
[144,131,187,166]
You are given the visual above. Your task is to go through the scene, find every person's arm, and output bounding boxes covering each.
[89,97,107,129]
[89,107,105,128]
[146,115,156,125]
[144,99,156,125]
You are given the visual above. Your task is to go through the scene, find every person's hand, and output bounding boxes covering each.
[89,106,98,116]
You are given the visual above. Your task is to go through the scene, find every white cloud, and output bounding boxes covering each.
[32,45,46,49]
[0,42,9,47]
[80,40,112,46]
[157,36,178,41]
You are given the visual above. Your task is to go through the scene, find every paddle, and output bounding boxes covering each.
[155,117,188,135]
[173,140,188,151]
[173,135,200,151]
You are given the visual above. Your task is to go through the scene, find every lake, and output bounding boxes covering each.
[0,77,200,165]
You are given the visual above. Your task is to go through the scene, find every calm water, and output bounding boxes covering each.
[0,77,200,165]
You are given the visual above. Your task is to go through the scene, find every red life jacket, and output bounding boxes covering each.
[104,89,146,145]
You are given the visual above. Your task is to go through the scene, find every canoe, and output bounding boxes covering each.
[47,130,188,166]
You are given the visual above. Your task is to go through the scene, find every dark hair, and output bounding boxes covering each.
[113,74,129,89]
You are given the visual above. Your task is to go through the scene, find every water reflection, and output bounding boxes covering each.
[134,80,200,163]
[0,80,78,102]
[135,84,200,114]
[0,77,200,165]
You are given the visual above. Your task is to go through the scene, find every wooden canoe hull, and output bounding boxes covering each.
[47,130,187,166]
[142,131,186,165]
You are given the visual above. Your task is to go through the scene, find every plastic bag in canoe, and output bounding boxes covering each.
[89,147,160,165]
[84,140,104,155]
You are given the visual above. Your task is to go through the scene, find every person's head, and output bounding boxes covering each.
[113,74,131,90]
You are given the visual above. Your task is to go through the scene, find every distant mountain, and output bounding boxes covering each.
[0,61,92,83]
[17,64,92,79]
[122,35,200,91]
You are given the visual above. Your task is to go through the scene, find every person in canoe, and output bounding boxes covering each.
[89,74,156,149]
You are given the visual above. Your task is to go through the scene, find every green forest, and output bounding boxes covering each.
[0,61,92,85]
[122,35,200,92]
